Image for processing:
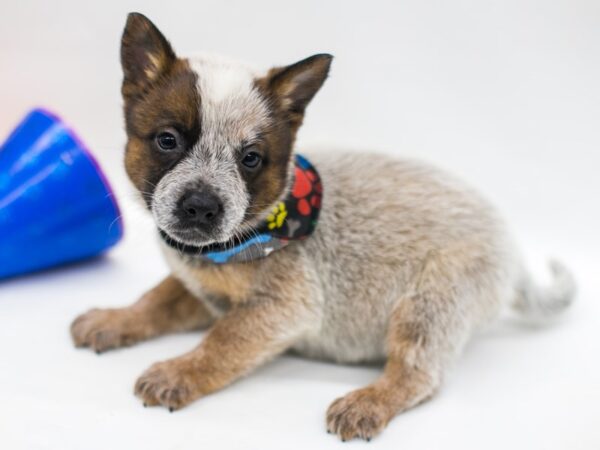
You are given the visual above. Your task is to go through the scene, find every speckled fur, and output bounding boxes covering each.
[71,12,576,443]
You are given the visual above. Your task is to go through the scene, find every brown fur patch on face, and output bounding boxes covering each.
[123,57,200,207]
[242,54,332,224]
[238,113,294,224]
[120,13,200,208]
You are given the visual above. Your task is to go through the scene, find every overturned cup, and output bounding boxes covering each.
[0,108,123,279]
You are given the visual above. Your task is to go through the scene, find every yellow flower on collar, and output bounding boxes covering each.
[267,202,287,230]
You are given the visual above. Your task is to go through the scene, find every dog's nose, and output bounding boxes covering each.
[178,190,222,226]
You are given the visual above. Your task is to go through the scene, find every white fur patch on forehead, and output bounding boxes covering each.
[189,53,262,102]
[188,53,271,144]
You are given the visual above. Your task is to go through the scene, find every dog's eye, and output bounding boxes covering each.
[241,147,262,169]
[156,132,178,150]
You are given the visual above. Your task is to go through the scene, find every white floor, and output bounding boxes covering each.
[1,144,599,450]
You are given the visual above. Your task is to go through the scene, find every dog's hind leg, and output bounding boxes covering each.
[326,256,475,441]
[71,275,214,353]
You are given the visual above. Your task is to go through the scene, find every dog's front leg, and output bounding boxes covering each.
[71,275,214,353]
[134,284,318,411]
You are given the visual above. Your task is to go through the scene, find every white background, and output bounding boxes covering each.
[1,1,599,449]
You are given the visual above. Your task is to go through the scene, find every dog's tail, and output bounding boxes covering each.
[511,260,576,322]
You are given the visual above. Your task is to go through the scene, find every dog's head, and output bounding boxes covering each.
[120,13,331,247]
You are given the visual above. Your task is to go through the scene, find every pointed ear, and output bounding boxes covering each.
[264,54,333,122]
[120,12,176,98]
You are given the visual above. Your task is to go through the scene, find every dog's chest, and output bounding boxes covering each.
[162,246,256,315]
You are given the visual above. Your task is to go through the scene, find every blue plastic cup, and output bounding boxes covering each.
[0,108,124,279]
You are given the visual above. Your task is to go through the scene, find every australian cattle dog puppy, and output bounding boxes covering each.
[71,12,576,441]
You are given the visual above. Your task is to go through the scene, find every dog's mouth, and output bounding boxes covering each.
[158,228,241,256]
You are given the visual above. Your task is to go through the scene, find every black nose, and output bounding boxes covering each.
[178,190,222,226]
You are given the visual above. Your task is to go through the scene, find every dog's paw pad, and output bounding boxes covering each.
[326,387,390,442]
[134,360,198,411]
[70,308,138,353]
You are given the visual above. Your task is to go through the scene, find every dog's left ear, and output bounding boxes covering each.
[121,12,176,99]
[263,54,333,126]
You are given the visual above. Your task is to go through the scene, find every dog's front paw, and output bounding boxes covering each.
[134,358,200,411]
[70,308,142,353]
[326,386,392,442]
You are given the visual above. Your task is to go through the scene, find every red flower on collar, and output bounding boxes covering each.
[292,166,322,216]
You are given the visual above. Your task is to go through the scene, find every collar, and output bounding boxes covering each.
[160,154,322,264]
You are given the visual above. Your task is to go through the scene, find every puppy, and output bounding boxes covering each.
[71,12,576,442]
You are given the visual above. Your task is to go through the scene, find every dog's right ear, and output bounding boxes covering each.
[121,12,176,99]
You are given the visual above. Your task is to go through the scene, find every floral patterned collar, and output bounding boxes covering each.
[159,154,322,264]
